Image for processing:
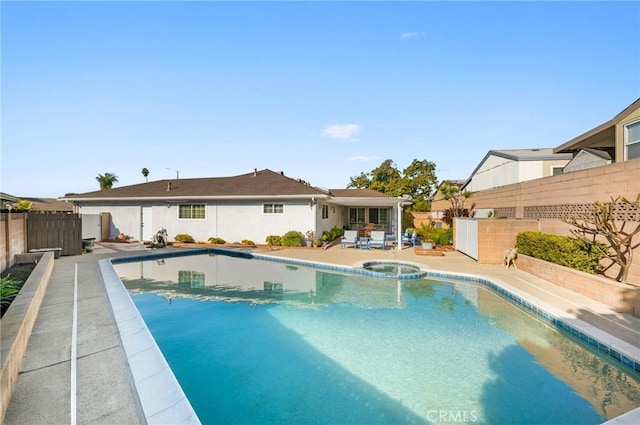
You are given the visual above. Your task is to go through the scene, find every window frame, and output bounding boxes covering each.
[263,203,285,214]
[349,207,366,224]
[178,204,206,220]
[368,207,390,225]
[624,119,640,160]
[321,205,329,220]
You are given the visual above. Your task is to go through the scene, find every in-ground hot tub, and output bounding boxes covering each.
[361,261,426,279]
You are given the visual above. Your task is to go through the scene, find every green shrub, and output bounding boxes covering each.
[174,233,195,243]
[1,275,20,310]
[430,227,453,245]
[282,231,304,247]
[320,226,345,243]
[241,239,255,246]
[516,231,605,274]
[266,235,282,246]
[329,225,344,240]
[208,237,226,244]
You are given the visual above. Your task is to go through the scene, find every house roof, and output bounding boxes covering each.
[488,148,572,162]
[462,148,571,189]
[579,147,613,160]
[62,169,329,201]
[328,188,395,198]
[325,188,402,206]
[23,197,75,212]
[554,97,640,154]
[1,192,74,212]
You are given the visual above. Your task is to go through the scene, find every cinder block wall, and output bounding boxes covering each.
[432,159,640,285]
[0,213,27,272]
[476,219,539,265]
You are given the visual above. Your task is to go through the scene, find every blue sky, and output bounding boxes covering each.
[2,1,639,198]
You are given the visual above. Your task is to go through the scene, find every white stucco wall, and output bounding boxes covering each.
[79,205,141,240]
[79,200,319,244]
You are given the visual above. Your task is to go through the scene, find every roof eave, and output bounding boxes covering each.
[63,194,330,202]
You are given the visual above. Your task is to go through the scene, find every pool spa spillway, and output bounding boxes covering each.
[109,249,640,425]
[361,261,425,279]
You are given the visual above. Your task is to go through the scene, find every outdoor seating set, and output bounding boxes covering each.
[340,229,418,250]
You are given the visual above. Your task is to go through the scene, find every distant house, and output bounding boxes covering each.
[61,169,409,247]
[462,148,571,192]
[1,192,74,213]
[562,148,613,173]
[554,97,640,169]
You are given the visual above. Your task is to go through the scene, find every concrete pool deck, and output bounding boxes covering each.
[3,242,640,424]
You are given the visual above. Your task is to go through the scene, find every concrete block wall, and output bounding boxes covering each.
[0,252,54,422]
[469,158,640,212]
[431,159,640,284]
[0,213,27,272]
[518,254,640,317]
[476,219,539,265]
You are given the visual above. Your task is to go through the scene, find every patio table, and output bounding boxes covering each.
[357,237,370,249]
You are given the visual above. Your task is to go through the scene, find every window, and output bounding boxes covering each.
[368,208,390,224]
[552,166,564,176]
[178,270,205,288]
[625,120,640,160]
[349,207,366,223]
[322,205,329,219]
[178,204,205,219]
[263,203,284,214]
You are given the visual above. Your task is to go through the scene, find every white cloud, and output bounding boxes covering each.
[348,155,381,162]
[401,31,424,39]
[323,123,361,139]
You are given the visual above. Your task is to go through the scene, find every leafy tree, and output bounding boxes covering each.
[563,196,640,282]
[439,181,473,222]
[400,159,438,211]
[15,200,33,211]
[96,172,119,190]
[142,167,150,182]
[348,159,437,211]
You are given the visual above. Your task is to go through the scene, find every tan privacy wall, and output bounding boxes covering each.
[433,158,640,285]
[0,213,27,272]
[476,219,539,265]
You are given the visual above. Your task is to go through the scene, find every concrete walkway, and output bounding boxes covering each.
[3,245,146,424]
[3,242,640,424]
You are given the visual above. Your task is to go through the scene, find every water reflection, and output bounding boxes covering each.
[477,289,640,419]
[115,253,640,421]
[117,254,407,309]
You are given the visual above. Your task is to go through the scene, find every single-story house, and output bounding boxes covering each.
[461,148,572,192]
[1,192,75,213]
[61,169,410,249]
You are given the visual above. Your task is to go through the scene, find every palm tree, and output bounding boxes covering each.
[142,167,150,182]
[96,172,119,190]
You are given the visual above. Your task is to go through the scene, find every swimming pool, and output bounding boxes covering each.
[112,250,640,424]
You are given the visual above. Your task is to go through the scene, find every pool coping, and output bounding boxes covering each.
[104,247,640,424]
[99,259,201,425]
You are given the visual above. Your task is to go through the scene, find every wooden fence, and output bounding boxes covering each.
[26,213,83,256]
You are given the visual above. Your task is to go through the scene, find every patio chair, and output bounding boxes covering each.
[368,231,387,250]
[341,230,358,249]
[403,231,417,247]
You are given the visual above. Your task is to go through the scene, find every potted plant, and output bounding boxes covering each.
[305,230,316,247]
[417,223,435,249]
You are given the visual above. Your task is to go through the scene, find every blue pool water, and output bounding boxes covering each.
[115,253,640,424]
